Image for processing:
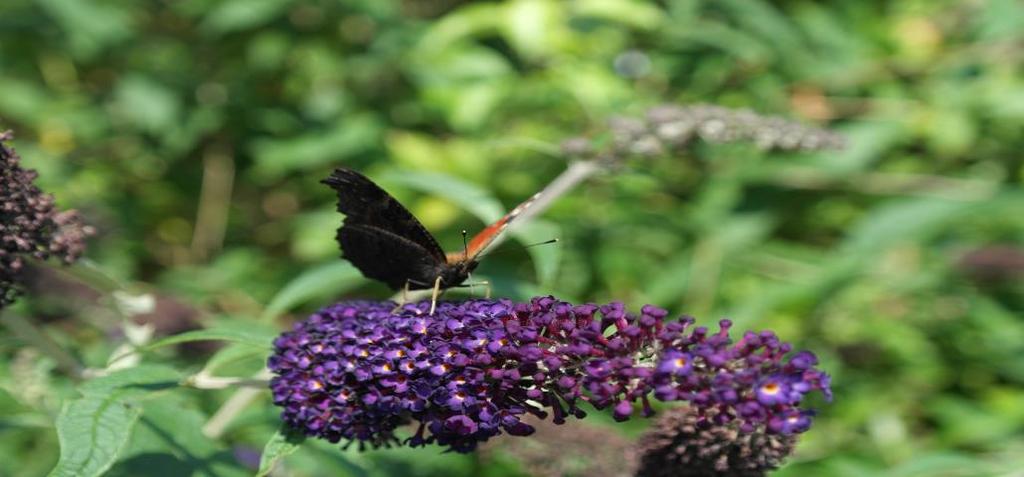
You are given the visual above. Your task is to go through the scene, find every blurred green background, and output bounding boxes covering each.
[2,0,1024,476]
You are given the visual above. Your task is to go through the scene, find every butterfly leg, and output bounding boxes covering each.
[428,276,442,315]
[392,280,413,312]
[465,271,491,299]
[456,280,491,299]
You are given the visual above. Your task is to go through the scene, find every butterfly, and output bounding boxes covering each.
[322,168,541,294]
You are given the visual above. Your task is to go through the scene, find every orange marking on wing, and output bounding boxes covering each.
[447,192,541,263]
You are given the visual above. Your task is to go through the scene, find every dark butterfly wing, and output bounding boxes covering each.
[323,168,449,289]
[337,223,442,290]
[322,168,446,262]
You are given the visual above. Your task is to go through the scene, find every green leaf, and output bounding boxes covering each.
[642,254,691,306]
[0,78,55,124]
[48,396,141,477]
[106,394,250,477]
[112,76,182,134]
[416,3,504,54]
[291,209,343,261]
[201,0,294,34]
[290,439,372,476]
[503,0,564,60]
[79,365,183,397]
[448,82,509,131]
[841,199,973,255]
[573,0,665,30]
[251,115,381,180]
[717,0,808,64]
[145,320,278,351]
[201,342,269,375]
[510,219,562,286]
[261,261,366,322]
[381,171,505,222]
[256,425,306,477]
[50,363,184,476]
[807,120,906,174]
[882,452,987,477]
[667,21,771,64]
[36,0,134,59]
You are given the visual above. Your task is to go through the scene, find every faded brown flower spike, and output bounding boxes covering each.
[634,406,798,477]
[1,130,94,307]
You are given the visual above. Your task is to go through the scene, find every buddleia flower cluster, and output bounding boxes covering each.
[561,103,845,159]
[268,297,831,453]
[1,131,94,307]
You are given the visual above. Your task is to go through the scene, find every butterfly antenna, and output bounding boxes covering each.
[472,238,559,262]
[461,230,469,260]
[524,238,559,249]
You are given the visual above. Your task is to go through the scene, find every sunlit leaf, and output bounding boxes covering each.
[256,425,306,477]
[36,0,133,59]
[112,76,182,134]
[503,0,564,60]
[261,261,366,322]
[48,396,141,477]
[510,219,562,286]
[144,320,278,351]
[107,394,250,477]
[381,171,505,222]
[201,343,269,375]
[573,0,665,30]
[251,115,381,180]
[416,3,504,54]
[200,0,294,34]
[79,365,183,397]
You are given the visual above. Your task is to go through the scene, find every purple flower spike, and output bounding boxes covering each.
[268,297,832,453]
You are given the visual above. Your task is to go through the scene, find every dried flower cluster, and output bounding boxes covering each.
[634,406,797,477]
[269,297,831,453]
[486,405,797,477]
[1,131,93,307]
[956,245,1024,285]
[562,104,845,159]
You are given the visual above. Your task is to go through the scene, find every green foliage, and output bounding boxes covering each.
[256,425,306,477]
[49,366,181,477]
[1,0,1023,476]
[49,396,141,477]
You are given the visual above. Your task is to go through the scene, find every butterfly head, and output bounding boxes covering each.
[445,250,480,270]
[435,254,479,288]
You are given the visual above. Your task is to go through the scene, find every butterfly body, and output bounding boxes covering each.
[323,168,537,291]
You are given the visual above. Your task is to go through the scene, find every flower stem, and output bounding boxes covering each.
[200,368,273,438]
[183,371,272,390]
